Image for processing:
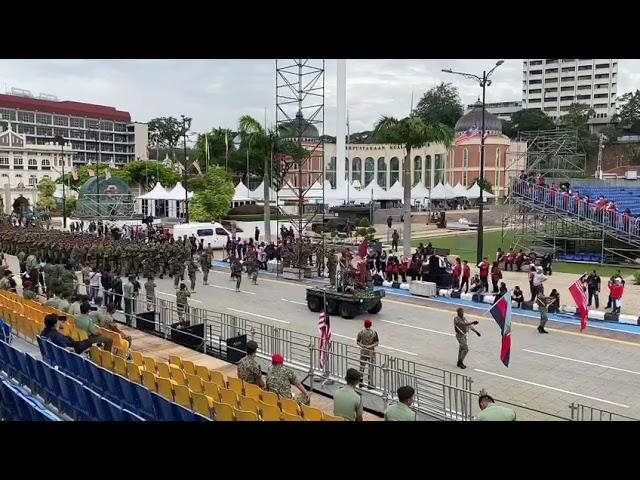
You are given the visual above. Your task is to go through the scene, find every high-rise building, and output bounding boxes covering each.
[522,59,618,128]
[465,101,522,122]
[0,92,148,167]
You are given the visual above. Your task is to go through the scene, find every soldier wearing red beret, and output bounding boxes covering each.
[357,319,379,389]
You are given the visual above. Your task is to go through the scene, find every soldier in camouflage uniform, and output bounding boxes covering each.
[236,340,265,388]
[265,353,309,400]
[230,256,243,292]
[245,250,259,285]
[356,319,379,389]
[175,282,190,322]
[144,276,157,311]
[186,256,198,292]
[142,256,155,280]
[200,244,212,285]
[327,248,337,287]
[170,255,184,289]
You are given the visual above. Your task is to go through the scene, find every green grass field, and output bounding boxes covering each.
[412,230,640,278]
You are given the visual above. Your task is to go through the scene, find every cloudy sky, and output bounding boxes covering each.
[1,59,638,136]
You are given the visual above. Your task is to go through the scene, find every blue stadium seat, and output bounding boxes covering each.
[41,361,61,405]
[132,382,157,421]
[122,408,145,421]
[103,397,125,421]
[24,354,43,396]
[41,339,55,366]
[6,343,26,383]
[87,362,107,392]
[68,352,89,383]
[67,377,92,421]
[33,359,53,402]
[36,335,46,358]
[50,343,68,372]
[0,320,11,344]
[85,388,110,421]
[0,341,16,378]
[54,371,77,417]
[99,367,123,403]
[0,381,17,420]
[152,391,177,421]
[115,374,138,411]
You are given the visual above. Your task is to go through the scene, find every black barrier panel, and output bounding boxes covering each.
[138,311,156,332]
[226,334,247,364]
[171,322,205,350]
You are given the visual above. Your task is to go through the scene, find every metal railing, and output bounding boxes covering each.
[569,402,639,421]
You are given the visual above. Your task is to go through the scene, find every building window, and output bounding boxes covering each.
[325,156,336,188]
[561,67,575,73]
[13,158,23,169]
[18,111,34,122]
[54,128,68,138]
[529,98,541,104]
[544,88,558,93]
[546,78,558,83]
[495,148,501,187]
[561,86,574,92]
[578,75,592,81]
[28,158,38,170]
[70,118,84,128]
[561,76,575,83]
[561,96,575,102]
[0,158,8,169]
[41,158,51,170]
[412,156,422,185]
[578,65,592,71]
[530,70,542,75]
[462,149,469,186]
[36,113,52,124]
[529,79,542,85]
[54,116,68,126]
[424,155,432,187]
[434,154,445,185]
[364,157,374,185]
[18,124,35,135]
[529,88,542,94]
[351,157,362,184]
[29,175,37,186]
[390,157,400,186]
[377,157,387,188]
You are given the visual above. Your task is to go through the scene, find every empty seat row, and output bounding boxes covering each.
[0,377,61,421]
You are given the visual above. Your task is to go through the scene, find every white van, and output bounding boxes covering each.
[172,222,235,249]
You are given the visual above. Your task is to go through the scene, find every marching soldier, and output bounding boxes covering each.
[356,319,379,389]
[200,244,212,285]
[176,282,190,322]
[327,249,337,287]
[535,291,550,334]
[186,256,198,292]
[144,275,157,311]
[454,307,481,369]
[230,255,243,292]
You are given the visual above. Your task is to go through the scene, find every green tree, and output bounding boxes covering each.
[57,163,129,191]
[148,116,191,161]
[414,82,464,129]
[617,90,640,133]
[66,196,77,216]
[193,127,237,171]
[36,177,57,217]
[502,109,556,137]
[373,115,454,254]
[123,160,181,190]
[189,166,234,221]
[470,177,494,194]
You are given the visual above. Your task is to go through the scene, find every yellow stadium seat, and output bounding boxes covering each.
[100,349,114,371]
[157,363,171,379]
[260,391,279,406]
[243,382,262,402]
[210,370,225,388]
[238,396,259,415]
[212,401,235,421]
[279,397,301,416]
[142,371,158,392]
[89,345,100,364]
[181,359,195,375]
[156,377,175,401]
[191,393,214,419]
[282,411,304,421]
[202,381,221,402]
[186,373,203,393]
[131,351,143,367]
[169,365,186,385]
[259,402,282,421]
[127,362,142,383]
[322,413,345,421]
[173,385,192,409]
[219,388,238,407]
[301,404,323,421]
[227,376,244,396]
[195,364,210,382]
[113,355,127,377]
[169,355,182,368]
[142,356,157,373]
[234,408,259,421]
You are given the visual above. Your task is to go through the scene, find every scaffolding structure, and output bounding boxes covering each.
[515,129,586,178]
[274,59,325,279]
[75,193,138,219]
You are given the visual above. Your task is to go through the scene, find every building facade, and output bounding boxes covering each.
[0,92,148,167]
[465,101,522,122]
[522,59,618,128]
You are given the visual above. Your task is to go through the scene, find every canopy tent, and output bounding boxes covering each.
[386,180,405,200]
[168,181,194,200]
[361,179,388,201]
[451,183,469,198]
[443,183,459,198]
[411,182,430,200]
[466,181,495,200]
[233,181,252,201]
[429,182,456,200]
[249,181,278,202]
[137,182,172,200]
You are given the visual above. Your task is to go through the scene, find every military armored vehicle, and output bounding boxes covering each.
[305,285,385,319]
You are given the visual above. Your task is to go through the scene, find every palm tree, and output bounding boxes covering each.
[373,115,454,255]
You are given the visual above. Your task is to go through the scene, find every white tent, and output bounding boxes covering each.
[137,182,172,200]
[444,183,459,198]
[168,181,194,200]
[430,182,456,200]
[249,181,278,202]
[466,181,495,200]
[386,180,405,200]
[233,181,252,201]
[411,182,430,200]
[451,183,469,198]
[362,179,388,201]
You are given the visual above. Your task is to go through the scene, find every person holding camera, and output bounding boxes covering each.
[454,307,480,369]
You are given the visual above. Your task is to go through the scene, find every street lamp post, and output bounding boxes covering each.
[181,115,190,223]
[442,60,503,264]
[54,135,67,229]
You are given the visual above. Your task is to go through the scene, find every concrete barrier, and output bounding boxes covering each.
[409,281,437,297]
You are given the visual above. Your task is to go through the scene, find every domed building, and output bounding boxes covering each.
[448,100,523,197]
[284,111,320,141]
[278,111,324,190]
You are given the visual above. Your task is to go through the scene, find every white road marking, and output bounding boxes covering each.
[226,308,290,324]
[474,368,630,408]
[208,284,255,295]
[522,349,640,376]
[281,299,307,306]
[332,333,418,356]
[157,291,202,303]
[380,319,454,337]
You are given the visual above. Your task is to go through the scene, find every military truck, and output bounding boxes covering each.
[305,285,385,319]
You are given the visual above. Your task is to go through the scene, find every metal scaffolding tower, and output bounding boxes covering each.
[516,129,586,178]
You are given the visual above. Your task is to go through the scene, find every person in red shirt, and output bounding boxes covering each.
[562,189,570,211]
[452,257,462,290]
[596,196,606,222]
[623,208,632,233]
[477,257,490,292]
[461,260,471,294]
[572,191,580,214]
[608,278,624,314]
[606,201,617,228]
[490,262,502,293]
[505,249,516,271]
[550,183,558,207]
[398,256,409,283]
[582,195,590,218]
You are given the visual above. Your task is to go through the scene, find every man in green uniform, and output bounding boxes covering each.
[236,340,265,388]
[144,276,157,311]
[384,386,417,421]
[475,389,516,421]
[454,307,481,369]
[535,291,550,334]
[75,302,113,351]
[123,275,136,325]
[200,244,212,285]
[186,257,198,292]
[176,282,190,322]
[333,368,363,421]
[265,353,309,400]
[356,319,379,389]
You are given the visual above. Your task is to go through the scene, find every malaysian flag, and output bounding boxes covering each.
[569,277,589,332]
[488,291,512,367]
[318,306,332,371]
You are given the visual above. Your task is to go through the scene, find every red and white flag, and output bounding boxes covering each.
[192,160,202,175]
[87,168,95,177]
[71,166,79,181]
[569,277,589,332]
[105,168,112,180]
[318,308,332,371]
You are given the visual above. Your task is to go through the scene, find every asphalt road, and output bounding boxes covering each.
[149,265,640,420]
